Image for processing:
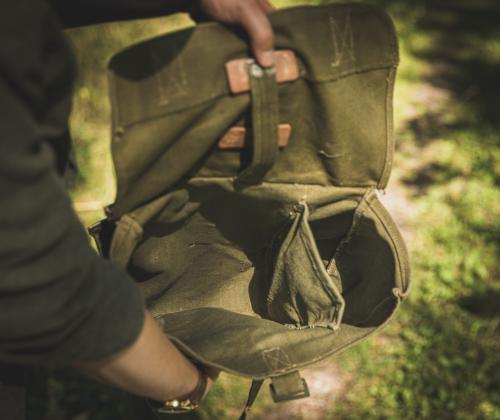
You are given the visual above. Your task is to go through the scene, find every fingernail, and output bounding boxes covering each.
[260,50,275,67]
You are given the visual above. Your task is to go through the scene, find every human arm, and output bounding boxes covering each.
[48,0,193,28]
[49,0,276,66]
[0,2,146,366]
[0,1,213,403]
[75,311,215,402]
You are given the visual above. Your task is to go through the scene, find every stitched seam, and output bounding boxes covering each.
[378,66,396,188]
[367,198,410,294]
[188,176,376,189]
[114,63,396,129]
[299,229,342,327]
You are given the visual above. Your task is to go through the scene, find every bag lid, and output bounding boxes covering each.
[108,3,399,216]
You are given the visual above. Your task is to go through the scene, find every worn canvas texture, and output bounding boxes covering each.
[93,2,411,383]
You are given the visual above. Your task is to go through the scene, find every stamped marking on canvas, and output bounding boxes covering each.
[328,12,356,68]
[263,347,293,371]
[149,46,188,106]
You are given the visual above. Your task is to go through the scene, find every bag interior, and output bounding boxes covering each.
[128,182,406,377]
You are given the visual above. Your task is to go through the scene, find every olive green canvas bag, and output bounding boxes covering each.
[89,2,410,416]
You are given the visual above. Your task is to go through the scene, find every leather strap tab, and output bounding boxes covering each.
[270,371,310,403]
[236,62,279,184]
[218,124,292,149]
[226,50,299,94]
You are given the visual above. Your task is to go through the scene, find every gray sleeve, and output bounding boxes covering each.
[48,0,196,28]
[0,13,145,364]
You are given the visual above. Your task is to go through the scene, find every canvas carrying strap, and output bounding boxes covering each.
[236,61,280,184]
[239,380,264,420]
[238,371,310,419]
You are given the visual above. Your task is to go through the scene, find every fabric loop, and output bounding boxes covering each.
[270,371,310,402]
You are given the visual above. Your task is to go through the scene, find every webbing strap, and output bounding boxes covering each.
[109,214,143,269]
[236,62,279,184]
[238,380,264,420]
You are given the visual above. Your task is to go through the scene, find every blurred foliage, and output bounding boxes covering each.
[41,0,500,419]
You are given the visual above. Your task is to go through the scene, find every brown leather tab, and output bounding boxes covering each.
[274,49,300,85]
[218,124,292,149]
[225,50,299,94]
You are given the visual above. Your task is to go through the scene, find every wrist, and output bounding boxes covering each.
[168,362,200,401]
[151,366,209,413]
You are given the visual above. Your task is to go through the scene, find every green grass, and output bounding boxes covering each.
[43,1,500,419]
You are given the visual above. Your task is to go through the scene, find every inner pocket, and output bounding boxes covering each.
[266,203,345,329]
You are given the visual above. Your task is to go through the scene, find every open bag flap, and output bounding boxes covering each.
[107,3,399,216]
